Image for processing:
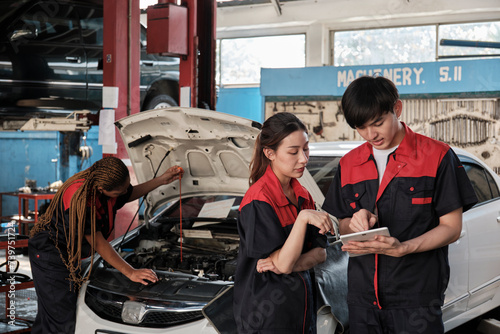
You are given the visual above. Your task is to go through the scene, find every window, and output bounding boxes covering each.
[333,26,435,66]
[153,195,243,221]
[19,4,80,44]
[307,155,342,196]
[217,34,305,85]
[80,17,103,46]
[438,21,500,59]
[462,161,499,204]
[332,21,500,66]
[485,170,500,198]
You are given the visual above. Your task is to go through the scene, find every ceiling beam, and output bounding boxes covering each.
[270,0,281,16]
[217,0,500,33]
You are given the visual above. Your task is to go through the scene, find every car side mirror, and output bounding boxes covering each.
[9,26,38,42]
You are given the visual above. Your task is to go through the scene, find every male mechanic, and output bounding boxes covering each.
[322,75,478,334]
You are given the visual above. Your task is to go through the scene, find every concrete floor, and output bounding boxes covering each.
[0,248,36,333]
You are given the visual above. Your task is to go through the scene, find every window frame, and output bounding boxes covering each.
[216,33,306,86]
[330,20,500,66]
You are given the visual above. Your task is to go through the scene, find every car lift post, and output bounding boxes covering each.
[102,0,141,238]
[181,0,198,108]
[147,0,217,110]
[100,0,216,238]
[196,0,217,110]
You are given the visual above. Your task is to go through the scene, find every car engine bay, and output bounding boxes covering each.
[121,224,239,282]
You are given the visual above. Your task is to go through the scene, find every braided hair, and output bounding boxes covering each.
[31,157,130,288]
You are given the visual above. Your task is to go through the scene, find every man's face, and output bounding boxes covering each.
[355,101,404,150]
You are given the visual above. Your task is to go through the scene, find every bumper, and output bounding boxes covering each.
[75,281,340,334]
[75,281,218,334]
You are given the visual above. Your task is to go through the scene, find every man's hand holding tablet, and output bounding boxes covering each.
[340,227,390,257]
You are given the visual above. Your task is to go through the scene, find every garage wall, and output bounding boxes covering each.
[0,127,102,219]
[216,86,263,122]
[265,98,500,173]
[261,61,500,175]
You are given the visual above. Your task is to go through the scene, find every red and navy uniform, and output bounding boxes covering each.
[234,166,328,334]
[28,180,133,334]
[323,124,477,331]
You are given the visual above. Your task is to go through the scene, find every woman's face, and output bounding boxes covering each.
[100,176,131,198]
[267,130,309,185]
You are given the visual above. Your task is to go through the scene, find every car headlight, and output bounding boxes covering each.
[121,300,147,324]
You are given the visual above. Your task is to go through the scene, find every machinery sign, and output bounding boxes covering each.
[261,58,500,97]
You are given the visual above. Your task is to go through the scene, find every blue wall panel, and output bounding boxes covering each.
[0,127,102,218]
[216,86,263,123]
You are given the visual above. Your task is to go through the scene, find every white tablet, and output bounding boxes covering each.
[339,227,390,245]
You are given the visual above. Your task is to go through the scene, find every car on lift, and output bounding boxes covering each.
[74,108,500,333]
[0,0,179,130]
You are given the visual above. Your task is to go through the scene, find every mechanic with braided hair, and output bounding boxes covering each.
[28,156,183,334]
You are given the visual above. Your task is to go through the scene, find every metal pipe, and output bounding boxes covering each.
[440,39,500,49]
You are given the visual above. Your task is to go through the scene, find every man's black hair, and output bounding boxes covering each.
[341,76,399,129]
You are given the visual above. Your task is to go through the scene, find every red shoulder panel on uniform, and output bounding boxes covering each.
[62,179,84,210]
[397,134,450,178]
[340,143,378,187]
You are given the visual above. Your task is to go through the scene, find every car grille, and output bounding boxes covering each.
[142,310,203,325]
[85,286,204,328]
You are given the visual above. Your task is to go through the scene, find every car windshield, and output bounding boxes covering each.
[151,195,243,227]
[307,155,342,196]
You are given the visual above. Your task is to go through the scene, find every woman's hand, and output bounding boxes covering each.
[129,165,185,202]
[256,257,282,274]
[89,232,160,285]
[128,268,159,285]
[298,210,334,235]
[159,165,184,185]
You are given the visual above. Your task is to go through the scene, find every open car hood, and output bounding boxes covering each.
[115,107,261,221]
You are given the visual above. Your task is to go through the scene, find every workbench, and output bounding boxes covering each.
[0,192,55,236]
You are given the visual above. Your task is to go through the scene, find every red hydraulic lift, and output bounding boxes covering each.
[102,0,141,238]
[147,0,217,109]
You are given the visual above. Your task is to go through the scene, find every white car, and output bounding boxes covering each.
[74,109,500,333]
[74,108,337,334]
[307,141,500,332]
